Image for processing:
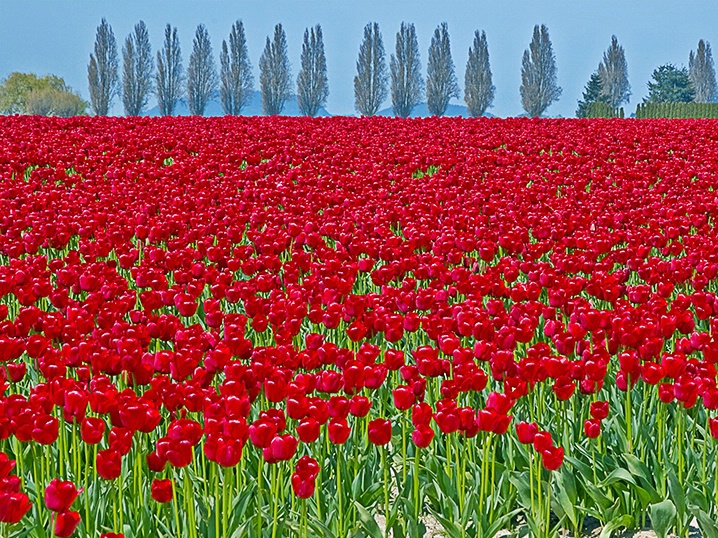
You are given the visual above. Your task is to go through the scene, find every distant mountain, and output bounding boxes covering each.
[377,102,495,118]
[146,90,330,117]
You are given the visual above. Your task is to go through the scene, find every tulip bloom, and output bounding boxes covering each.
[0,491,32,523]
[151,479,173,503]
[541,446,565,471]
[54,510,82,538]
[96,449,122,480]
[45,479,81,512]
[367,418,392,446]
[583,419,601,439]
[411,425,435,448]
[515,421,539,444]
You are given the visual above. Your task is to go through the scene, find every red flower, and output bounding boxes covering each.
[327,418,351,445]
[0,454,17,479]
[296,418,321,443]
[583,419,601,439]
[54,510,81,538]
[533,431,553,452]
[709,417,718,440]
[96,449,122,480]
[80,417,105,445]
[151,479,173,503]
[291,473,316,498]
[541,446,565,471]
[589,401,609,421]
[367,418,392,446]
[411,425,435,448]
[45,479,80,512]
[0,491,32,523]
[392,386,415,411]
[515,421,538,444]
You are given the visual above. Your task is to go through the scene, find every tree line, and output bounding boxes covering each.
[2,19,716,117]
[84,18,529,117]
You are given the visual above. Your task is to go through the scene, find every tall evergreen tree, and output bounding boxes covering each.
[219,20,254,115]
[259,24,292,115]
[156,24,184,116]
[187,24,218,116]
[576,71,608,118]
[87,18,119,116]
[598,35,630,108]
[464,30,495,117]
[390,22,423,118]
[689,40,717,103]
[426,23,459,116]
[297,24,329,117]
[122,21,153,116]
[520,24,562,117]
[644,64,695,103]
[354,22,388,116]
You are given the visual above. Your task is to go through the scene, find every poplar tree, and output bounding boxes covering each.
[219,20,254,115]
[520,24,562,117]
[187,24,218,116]
[598,35,631,108]
[426,23,459,116]
[390,22,423,118]
[88,18,119,116]
[297,24,329,117]
[464,30,495,117]
[122,21,153,116]
[259,24,292,115]
[156,24,184,116]
[354,22,388,116]
[689,40,717,103]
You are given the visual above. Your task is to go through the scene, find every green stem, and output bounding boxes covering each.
[382,445,390,538]
[271,464,280,538]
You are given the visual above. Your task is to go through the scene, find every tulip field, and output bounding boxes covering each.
[2,116,718,537]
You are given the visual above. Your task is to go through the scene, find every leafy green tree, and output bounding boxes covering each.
[0,72,86,115]
[644,64,695,103]
[0,72,66,113]
[576,71,608,118]
[26,88,87,116]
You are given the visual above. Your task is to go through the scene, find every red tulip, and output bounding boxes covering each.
[709,417,718,440]
[583,419,601,439]
[291,474,315,498]
[0,454,17,479]
[541,446,565,471]
[515,421,539,444]
[296,418,321,443]
[96,449,122,480]
[392,386,415,411]
[0,491,32,523]
[367,418,392,446]
[54,510,81,537]
[589,401,609,421]
[151,479,173,503]
[411,425,435,448]
[533,431,553,453]
[80,417,105,445]
[45,479,80,512]
[327,418,351,445]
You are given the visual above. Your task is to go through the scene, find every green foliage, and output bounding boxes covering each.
[576,72,608,118]
[26,88,88,117]
[0,72,72,114]
[636,101,718,118]
[585,101,623,118]
[644,64,695,104]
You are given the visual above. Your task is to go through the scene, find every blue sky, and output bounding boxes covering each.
[1,0,716,117]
